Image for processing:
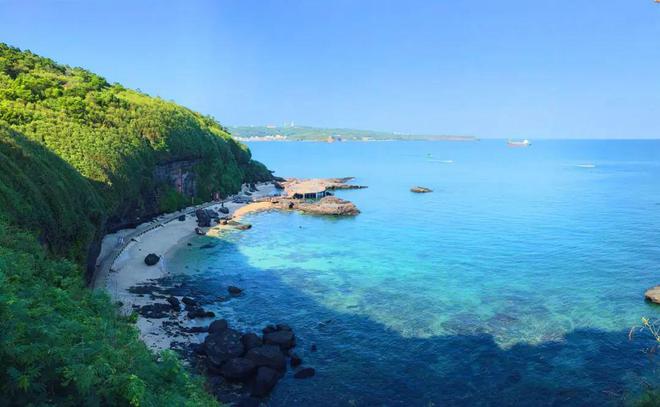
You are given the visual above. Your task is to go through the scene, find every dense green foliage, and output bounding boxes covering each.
[229,124,478,142]
[0,220,217,406]
[0,43,270,258]
[0,44,274,405]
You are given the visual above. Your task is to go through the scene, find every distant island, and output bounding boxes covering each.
[229,124,478,142]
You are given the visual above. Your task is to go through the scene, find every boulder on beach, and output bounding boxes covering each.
[218,206,229,214]
[294,367,315,379]
[144,253,160,266]
[252,367,281,398]
[177,214,186,221]
[645,286,660,304]
[410,186,432,193]
[166,296,181,312]
[195,208,211,227]
[136,302,171,318]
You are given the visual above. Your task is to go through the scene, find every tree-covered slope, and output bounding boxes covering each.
[0,44,272,405]
[0,43,270,261]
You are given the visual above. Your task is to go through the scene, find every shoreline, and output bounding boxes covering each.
[94,182,277,352]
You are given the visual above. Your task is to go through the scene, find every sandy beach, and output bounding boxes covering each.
[94,183,277,352]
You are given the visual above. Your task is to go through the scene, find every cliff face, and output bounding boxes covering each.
[154,159,200,197]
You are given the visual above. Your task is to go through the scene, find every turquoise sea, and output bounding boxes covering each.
[170,140,660,406]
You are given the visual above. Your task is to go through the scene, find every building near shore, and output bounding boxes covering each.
[285,179,330,200]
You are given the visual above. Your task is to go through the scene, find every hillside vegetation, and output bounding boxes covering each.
[0,43,272,405]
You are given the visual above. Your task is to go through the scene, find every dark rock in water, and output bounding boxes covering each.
[209,319,229,334]
[228,286,243,295]
[200,242,217,249]
[181,297,198,307]
[311,343,318,352]
[252,367,281,398]
[290,353,302,367]
[276,323,292,331]
[241,333,262,351]
[137,303,171,318]
[410,186,432,193]
[262,324,277,335]
[236,223,252,230]
[294,367,315,379]
[205,328,245,368]
[218,206,229,214]
[178,214,186,221]
[187,307,215,319]
[263,330,295,350]
[187,242,192,246]
[144,253,160,266]
[220,357,257,381]
[236,396,261,407]
[166,296,181,312]
[245,345,287,371]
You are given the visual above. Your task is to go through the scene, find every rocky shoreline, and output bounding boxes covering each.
[97,178,365,405]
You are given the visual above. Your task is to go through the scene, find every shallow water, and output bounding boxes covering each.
[170,140,660,406]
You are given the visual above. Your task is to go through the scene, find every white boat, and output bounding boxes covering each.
[507,139,531,148]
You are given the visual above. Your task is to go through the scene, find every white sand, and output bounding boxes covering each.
[94,183,277,352]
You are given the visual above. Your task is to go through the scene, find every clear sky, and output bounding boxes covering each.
[1,1,659,138]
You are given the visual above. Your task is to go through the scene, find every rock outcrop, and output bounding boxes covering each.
[411,186,432,193]
[645,286,660,304]
[144,253,160,266]
[196,320,308,399]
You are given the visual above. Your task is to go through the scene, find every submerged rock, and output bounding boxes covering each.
[228,286,244,295]
[144,253,160,266]
[645,286,660,304]
[293,367,315,379]
[410,186,432,193]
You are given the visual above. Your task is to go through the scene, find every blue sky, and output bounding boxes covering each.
[1,1,659,138]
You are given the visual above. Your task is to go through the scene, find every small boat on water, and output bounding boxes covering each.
[507,139,531,148]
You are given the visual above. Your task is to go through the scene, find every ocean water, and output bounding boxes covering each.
[170,140,660,406]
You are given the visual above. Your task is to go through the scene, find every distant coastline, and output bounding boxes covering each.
[230,125,478,143]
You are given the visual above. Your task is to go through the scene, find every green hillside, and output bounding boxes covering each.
[229,124,478,142]
[0,44,273,405]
